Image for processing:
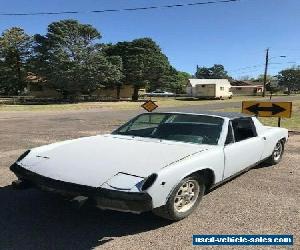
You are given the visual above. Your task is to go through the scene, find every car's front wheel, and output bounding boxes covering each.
[153,175,205,221]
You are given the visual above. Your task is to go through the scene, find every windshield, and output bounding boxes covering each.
[113,113,224,145]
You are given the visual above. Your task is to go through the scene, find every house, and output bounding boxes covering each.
[186,79,232,99]
[25,73,62,98]
[26,83,138,100]
[25,73,143,100]
[230,80,264,95]
[93,85,144,99]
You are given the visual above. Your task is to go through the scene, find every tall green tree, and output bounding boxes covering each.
[195,64,231,79]
[31,19,122,99]
[171,71,191,93]
[0,27,32,95]
[159,67,191,93]
[277,67,300,94]
[105,38,171,100]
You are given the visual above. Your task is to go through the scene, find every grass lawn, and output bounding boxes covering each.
[0,95,277,112]
[1,95,299,131]
[213,100,300,131]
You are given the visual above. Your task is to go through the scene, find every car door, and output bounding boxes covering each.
[223,118,264,179]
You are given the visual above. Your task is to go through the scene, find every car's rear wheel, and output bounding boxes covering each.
[266,140,284,165]
[153,175,205,221]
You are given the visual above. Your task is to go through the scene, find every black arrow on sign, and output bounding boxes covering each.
[246,103,286,115]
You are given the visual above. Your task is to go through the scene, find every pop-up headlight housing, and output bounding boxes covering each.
[101,172,158,192]
[102,172,144,192]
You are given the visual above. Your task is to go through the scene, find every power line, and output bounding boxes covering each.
[0,0,240,16]
[231,64,299,75]
[229,64,264,73]
[229,61,298,73]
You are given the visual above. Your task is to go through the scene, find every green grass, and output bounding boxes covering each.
[213,100,300,131]
[1,95,299,131]
[0,95,271,112]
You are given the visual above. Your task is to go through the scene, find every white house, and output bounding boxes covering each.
[230,80,264,96]
[186,79,232,99]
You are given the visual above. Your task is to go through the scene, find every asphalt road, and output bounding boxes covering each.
[0,97,299,250]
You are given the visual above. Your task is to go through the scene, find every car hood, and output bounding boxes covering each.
[19,134,211,187]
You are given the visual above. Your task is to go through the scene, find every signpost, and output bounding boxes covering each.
[141,100,158,112]
[242,101,292,127]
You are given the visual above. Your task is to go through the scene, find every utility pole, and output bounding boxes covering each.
[262,48,269,97]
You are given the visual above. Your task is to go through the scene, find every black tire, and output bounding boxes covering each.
[266,140,284,165]
[152,175,205,221]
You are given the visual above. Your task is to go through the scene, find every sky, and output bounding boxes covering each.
[0,0,300,79]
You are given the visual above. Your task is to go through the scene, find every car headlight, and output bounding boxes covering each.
[16,150,31,162]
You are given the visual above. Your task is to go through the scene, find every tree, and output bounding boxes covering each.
[159,67,191,94]
[104,54,123,99]
[277,67,300,94]
[254,74,273,83]
[266,80,281,94]
[173,71,192,93]
[0,27,32,95]
[195,64,231,79]
[31,19,122,99]
[105,38,171,100]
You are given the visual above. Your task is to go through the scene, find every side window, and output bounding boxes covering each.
[225,122,234,145]
[231,118,257,142]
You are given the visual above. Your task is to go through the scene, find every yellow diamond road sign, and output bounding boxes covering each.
[242,101,292,118]
[141,100,158,112]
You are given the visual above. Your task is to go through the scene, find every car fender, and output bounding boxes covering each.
[260,127,288,159]
[146,146,224,208]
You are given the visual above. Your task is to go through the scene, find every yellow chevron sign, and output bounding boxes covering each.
[242,101,292,118]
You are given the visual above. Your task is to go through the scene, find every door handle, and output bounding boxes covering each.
[262,137,267,140]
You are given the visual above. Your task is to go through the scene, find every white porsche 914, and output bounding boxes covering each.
[10,112,288,220]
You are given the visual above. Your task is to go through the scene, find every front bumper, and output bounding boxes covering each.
[10,163,152,213]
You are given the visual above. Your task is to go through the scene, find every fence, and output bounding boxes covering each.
[0,95,136,105]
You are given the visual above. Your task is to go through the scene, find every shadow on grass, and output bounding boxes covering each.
[0,186,171,250]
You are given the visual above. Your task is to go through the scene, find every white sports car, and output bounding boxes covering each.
[10,112,288,220]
